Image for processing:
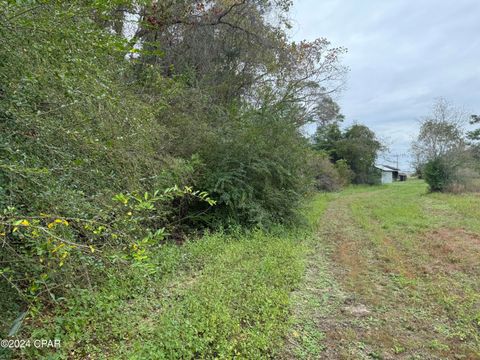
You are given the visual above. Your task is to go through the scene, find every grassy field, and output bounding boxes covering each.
[4,180,480,359]
[287,180,480,359]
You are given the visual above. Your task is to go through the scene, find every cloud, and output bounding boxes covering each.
[291,0,480,170]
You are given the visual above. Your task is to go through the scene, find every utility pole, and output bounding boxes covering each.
[382,153,408,170]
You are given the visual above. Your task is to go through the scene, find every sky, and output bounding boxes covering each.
[290,0,480,171]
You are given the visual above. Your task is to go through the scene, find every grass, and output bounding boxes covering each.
[8,222,325,359]
[288,180,480,359]
[282,192,338,359]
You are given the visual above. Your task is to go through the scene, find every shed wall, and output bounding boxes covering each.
[381,171,393,184]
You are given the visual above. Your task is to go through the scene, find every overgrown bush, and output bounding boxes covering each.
[0,2,216,332]
[198,108,312,226]
[335,159,355,187]
[0,186,215,315]
[0,2,176,216]
[307,152,352,191]
[423,153,480,193]
[424,157,454,192]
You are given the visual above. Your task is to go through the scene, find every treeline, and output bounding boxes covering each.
[312,122,383,186]
[412,98,480,192]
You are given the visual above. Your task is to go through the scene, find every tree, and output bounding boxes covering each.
[411,99,480,192]
[120,0,348,126]
[336,124,383,184]
[411,98,467,172]
[468,114,480,141]
[312,123,343,162]
[313,96,345,125]
[312,123,383,184]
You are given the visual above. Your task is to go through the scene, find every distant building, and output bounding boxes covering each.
[374,164,407,184]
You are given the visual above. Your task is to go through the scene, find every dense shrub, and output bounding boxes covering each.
[199,108,312,226]
[307,152,352,191]
[366,167,383,185]
[0,2,179,217]
[335,159,355,187]
[423,152,480,193]
[0,2,214,326]
[423,158,453,192]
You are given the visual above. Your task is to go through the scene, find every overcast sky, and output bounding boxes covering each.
[290,0,480,170]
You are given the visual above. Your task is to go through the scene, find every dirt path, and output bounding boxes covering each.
[284,183,480,359]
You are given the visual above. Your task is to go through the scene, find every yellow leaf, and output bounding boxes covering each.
[89,245,95,253]
[54,219,68,225]
[51,243,65,253]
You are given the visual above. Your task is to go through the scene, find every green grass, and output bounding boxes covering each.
[12,216,333,359]
[283,193,337,359]
[301,192,335,226]
[288,180,480,359]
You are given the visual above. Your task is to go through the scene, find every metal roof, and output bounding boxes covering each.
[381,164,400,171]
[375,165,395,172]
